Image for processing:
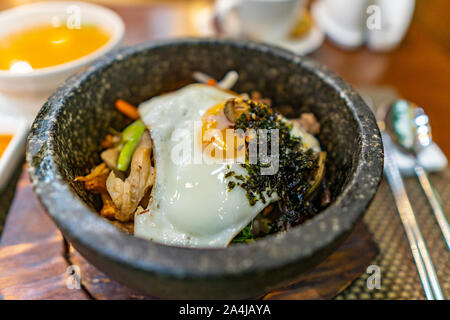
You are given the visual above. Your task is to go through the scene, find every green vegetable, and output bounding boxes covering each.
[232,223,254,243]
[117,120,146,171]
[121,120,146,141]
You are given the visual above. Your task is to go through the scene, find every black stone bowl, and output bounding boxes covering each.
[27,39,383,299]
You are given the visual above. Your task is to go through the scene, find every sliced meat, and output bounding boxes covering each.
[100,192,119,220]
[75,163,110,194]
[294,113,320,135]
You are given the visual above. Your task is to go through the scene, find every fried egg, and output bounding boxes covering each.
[135,84,320,248]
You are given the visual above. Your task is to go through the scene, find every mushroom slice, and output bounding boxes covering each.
[106,131,154,222]
[223,98,251,122]
[101,148,119,170]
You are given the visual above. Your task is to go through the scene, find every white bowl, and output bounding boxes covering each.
[0,115,30,190]
[0,1,124,117]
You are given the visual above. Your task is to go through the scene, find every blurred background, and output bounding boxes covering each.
[1,0,447,156]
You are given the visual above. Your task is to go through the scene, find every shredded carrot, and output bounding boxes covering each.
[207,79,217,86]
[115,99,140,120]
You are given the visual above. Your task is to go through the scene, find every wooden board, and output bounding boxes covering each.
[0,169,378,300]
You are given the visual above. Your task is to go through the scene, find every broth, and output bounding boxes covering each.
[0,24,111,71]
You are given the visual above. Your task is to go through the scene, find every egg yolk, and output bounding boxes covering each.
[0,24,111,71]
[200,103,246,162]
[0,134,12,158]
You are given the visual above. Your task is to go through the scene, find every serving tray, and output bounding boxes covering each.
[0,168,377,300]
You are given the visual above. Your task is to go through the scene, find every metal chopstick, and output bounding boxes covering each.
[383,132,445,300]
[414,165,450,250]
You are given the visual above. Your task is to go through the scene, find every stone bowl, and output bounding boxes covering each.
[26,39,383,299]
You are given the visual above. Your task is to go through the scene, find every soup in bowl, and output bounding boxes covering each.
[0,1,124,116]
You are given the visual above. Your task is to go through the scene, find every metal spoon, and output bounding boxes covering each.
[361,91,444,299]
[385,100,450,250]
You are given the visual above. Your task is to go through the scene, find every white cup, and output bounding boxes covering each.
[0,1,124,118]
[366,0,415,51]
[312,0,368,48]
[215,0,305,42]
[324,0,368,32]
[313,0,415,50]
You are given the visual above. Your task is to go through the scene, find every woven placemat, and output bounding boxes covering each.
[1,166,449,299]
[336,171,450,300]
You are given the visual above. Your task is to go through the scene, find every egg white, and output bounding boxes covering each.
[135,84,320,248]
